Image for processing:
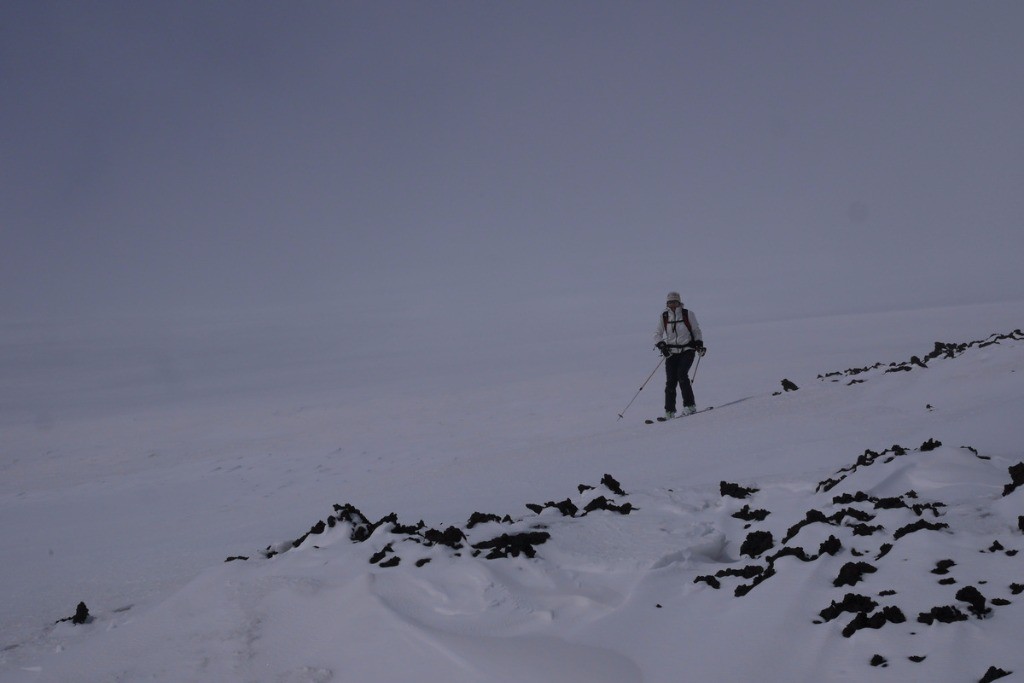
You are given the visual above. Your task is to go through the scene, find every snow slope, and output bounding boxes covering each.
[1,301,1023,682]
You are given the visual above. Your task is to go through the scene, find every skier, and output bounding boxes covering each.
[654,291,706,418]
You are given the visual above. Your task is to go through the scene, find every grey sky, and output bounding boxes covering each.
[2,1,1022,324]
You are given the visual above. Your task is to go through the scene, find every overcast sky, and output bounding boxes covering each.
[2,1,1022,326]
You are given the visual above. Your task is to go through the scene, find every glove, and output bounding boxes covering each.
[694,340,707,357]
[656,341,671,358]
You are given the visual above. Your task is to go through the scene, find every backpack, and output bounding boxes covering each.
[662,308,695,340]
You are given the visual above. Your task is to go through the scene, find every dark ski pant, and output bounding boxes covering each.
[664,350,696,412]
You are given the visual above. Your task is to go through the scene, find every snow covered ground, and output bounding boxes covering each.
[2,300,1023,682]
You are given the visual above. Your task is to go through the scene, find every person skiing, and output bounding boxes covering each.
[654,291,706,418]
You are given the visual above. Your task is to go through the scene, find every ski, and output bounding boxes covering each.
[641,395,757,424]
[645,407,713,424]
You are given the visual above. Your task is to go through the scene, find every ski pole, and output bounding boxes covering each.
[690,352,701,383]
[618,357,664,419]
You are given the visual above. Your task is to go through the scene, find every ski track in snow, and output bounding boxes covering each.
[1,305,1023,682]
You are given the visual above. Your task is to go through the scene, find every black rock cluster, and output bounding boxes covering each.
[694,438,1023,671]
[236,473,635,568]
[816,330,1024,384]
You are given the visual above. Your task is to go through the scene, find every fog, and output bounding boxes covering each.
[3,2,1022,328]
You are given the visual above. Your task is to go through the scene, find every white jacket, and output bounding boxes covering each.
[654,306,703,353]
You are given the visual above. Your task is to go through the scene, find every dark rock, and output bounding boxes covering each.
[833,491,872,504]
[920,438,942,452]
[369,544,393,564]
[770,546,814,563]
[734,565,776,597]
[72,602,90,625]
[988,541,1005,552]
[379,556,400,568]
[842,606,906,637]
[833,561,877,587]
[601,473,626,496]
[732,505,770,522]
[781,378,799,392]
[931,559,956,575]
[979,666,1012,683]
[955,586,991,618]
[917,605,968,625]
[850,524,885,536]
[473,531,550,559]
[1003,462,1024,496]
[720,481,759,499]
[694,575,721,589]
[740,530,774,558]
[912,502,946,517]
[938,578,957,585]
[422,526,466,549]
[829,508,875,524]
[577,484,595,494]
[1019,516,1024,533]
[875,544,893,560]
[582,496,632,515]
[1010,583,1024,595]
[870,655,887,667]
[466,512,504,529]
[716,565,764,580]
[894,519,949,540]
[819,535,842,556]
[225,556,249,562]
[783,509,830,543]
[992,598,1011,606]
[819,593,877,622]
[873,497,908,510]
[526,499,579,517]
[415,558,431,567]
[909,655,926,663]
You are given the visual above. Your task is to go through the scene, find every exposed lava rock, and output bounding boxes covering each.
[422,526,467,549]
[956,585,992,618]
[601,473,626,496]
[694,575,721,589]
[781,378,799,392]
[582,496,633,515]
[893,519,949,540]
[843,606,906,637]
[870,654,888,667]
[732,504,770,522]
[818,535,843,556]
[472,531,551,559]
[917,605,969,625]
[782,509,830,543]
[979,666,1012,683]
[526,499,579,517]
[721,481,759,499]
[931,559,956,575]
[819,593,877,622]
[716,565,765,580]
[1003,462,1024,496]
[466,512,511,529]
[833,561,878,587]
[740,530,774,558]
